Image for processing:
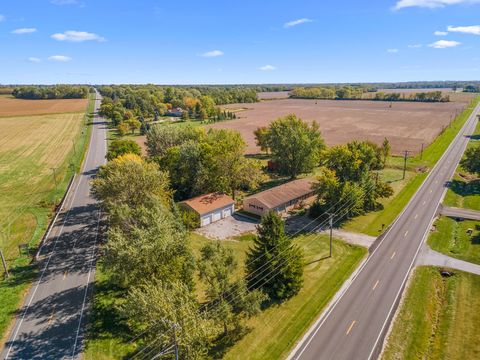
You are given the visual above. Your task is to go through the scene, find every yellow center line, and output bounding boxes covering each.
[391,251,396,259]
[372,280,380,291]
[404,230,408,237]
[346,320,356,335]
[414,214,418,219]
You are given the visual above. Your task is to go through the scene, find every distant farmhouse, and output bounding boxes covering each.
[243,178,315,216]
[165,107,184,117]
[180,192,235,227]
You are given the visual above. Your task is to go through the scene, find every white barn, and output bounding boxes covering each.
[180,192,235,227]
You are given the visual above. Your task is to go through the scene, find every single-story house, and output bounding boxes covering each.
[243,178,315,216]
[180,192,235,227]
[166,107,184,117]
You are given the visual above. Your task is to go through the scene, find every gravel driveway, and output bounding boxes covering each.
[195,213,259,240]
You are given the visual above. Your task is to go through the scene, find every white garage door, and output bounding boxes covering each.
[223,207,232,218]
[212,210,222,222]
[201,215,211,227]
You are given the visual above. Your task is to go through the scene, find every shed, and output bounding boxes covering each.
[243,178,315,216]
[180,192,235,227]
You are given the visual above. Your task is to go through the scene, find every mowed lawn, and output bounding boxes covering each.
[428,216,480,265]
[382,266,480,360]
[84,233,366,359]
[0,99,91,341]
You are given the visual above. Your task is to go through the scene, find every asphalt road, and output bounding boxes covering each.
[1,92,106,360]
[290,103,480,360]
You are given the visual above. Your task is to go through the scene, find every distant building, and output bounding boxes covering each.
[243,178,315,216]
[165,107,184,117]
[180,192,235,227]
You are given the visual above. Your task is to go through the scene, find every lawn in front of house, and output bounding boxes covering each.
[84,232,366,359]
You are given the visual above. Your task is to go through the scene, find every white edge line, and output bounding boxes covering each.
[4,99,99,359]
[369,104,479,360]
[4,176,84,359]
[289,102,480,360]
[71,210,101,358]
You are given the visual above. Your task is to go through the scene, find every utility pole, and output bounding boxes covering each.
[51,167,58,205]
[402,150,410,180]
[173,323,179,360]
[420,143,424,160]
[1,249,9,278]
[327,213,334,258]
[72,139,77,156]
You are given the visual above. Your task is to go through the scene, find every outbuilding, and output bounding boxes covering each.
[180,192,235,227]
[243,178,315,216]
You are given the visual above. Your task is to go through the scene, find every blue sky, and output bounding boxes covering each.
[0,0,479,84]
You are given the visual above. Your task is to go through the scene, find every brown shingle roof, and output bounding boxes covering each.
[244,178,314,209]
[180,192,234,215]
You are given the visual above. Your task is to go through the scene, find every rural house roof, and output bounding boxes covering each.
[244,178,315,209]
[180,192,234,215]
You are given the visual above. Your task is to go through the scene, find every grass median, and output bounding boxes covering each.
[382,266,480,360]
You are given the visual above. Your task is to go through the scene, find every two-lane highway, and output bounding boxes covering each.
[290,102,480,360]
[1,92,106,359]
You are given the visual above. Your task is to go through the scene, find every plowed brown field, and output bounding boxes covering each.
[0,96,88,117]
[209,99,469,155]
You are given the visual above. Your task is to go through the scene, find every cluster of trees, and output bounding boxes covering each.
[12,85,89,99]
[91,152,305,357]
[460,145,480,176]
[147,125,265,201]
[373,91,449,102]
[97,85,256,119]
[290,86,365,100]
[254,114,325,178]
[311,139,393,221]
[464,84,480,93]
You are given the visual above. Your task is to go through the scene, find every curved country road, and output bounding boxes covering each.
[1,91,106,360]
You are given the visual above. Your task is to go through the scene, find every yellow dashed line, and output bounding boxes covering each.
[346,321,356,335]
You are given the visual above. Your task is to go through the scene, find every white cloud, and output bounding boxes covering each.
[408,44,423,48]
[0,14,5,22]
[447,25,480,35]
[199,50,224,57]
[387,48,399,53]
[51,30,105,42]
[395,0,480,9]
[434,30,448,36]
[12,28,37,34]
[28,57,41,63]
[258,65,276,71]
[428,40,461,48]
[284,18,313,28]
[48,55,72,62]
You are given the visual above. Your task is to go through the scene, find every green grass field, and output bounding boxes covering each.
[0,94,94,342]
[382,266,480,360]
[344,96,480,236]
[427,216,480,265]
[84,232,366,359]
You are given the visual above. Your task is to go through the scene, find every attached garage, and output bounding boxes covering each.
[180,192,235,228]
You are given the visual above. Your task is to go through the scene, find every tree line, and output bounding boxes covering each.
[290,86,450,102]
[91,154,304,358]
[12,85,89,99]
[254,114,394,222]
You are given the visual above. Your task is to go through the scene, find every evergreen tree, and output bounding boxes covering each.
[245,212,304,301]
